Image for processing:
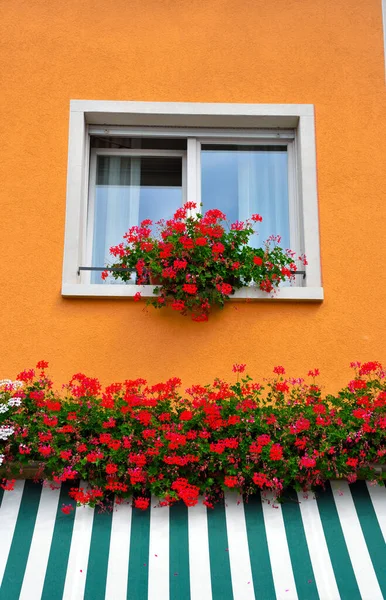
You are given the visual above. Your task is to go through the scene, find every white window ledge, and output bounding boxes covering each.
[62,284,324,301]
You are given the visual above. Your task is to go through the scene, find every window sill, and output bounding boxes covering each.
[62,284,324,301]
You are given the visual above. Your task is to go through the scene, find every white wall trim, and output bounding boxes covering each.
[383,0,386,77]
[62,100,323,299]
[297,115,321,287]
[62,109,87,286]
[70,99,314,116]
[62,284,324,302]
[69,100,313,129]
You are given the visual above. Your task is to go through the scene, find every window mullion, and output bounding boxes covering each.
[187,138,201,216]
[182,154,187,204]
[84,146,96,285]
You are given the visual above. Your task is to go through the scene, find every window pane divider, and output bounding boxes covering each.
[187,138,201,213]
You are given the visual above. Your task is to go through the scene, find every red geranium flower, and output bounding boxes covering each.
[106,463,118,475]
[224,476,238,488]
[269,444,283,461]
[182,283,198,295]
[36,361,49,370]
[61,504,74,515]
[232,364,246,373]
[180,410,193,421]
[134,497,150,510]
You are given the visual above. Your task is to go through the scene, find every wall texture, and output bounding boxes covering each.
[0,0,385,390]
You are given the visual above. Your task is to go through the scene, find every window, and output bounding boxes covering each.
[87,141,186,284]
[201,144,291,249]
[62,101,323,300]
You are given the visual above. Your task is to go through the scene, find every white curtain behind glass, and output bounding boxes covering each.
[92,156,140,284]
[201,146,289,250]
[91,154,182,284]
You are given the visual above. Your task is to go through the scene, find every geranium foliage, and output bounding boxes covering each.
[0,361,385,511]
[103,203,306,320]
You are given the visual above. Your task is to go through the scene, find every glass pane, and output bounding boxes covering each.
[91,136,186,150]
[91,155,182,283]
[201,145,289,249]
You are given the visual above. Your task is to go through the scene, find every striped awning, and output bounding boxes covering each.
[0,480,385,600]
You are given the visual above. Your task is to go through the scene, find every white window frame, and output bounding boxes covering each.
[62,100,323,301]
[383,0,386,79]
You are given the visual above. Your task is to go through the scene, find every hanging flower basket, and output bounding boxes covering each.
[102,203,307,321]
[148,273,163,286]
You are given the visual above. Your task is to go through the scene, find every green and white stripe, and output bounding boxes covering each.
[0,481,385,599]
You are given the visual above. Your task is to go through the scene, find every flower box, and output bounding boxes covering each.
[0,461,44,480]
[103,204,306,320]
[1,360,385,507]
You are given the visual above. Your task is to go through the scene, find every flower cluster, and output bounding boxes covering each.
[103,203,303,320]
[0,426,15,440]
[0,361,385,509]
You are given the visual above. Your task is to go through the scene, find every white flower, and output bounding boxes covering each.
[8,398,22,407]
[0,379,23,390]
[0,426,14,440]
[0,404,9,413]
[0,454,4,465]
[12,380,24,390]
[0,379,12,387]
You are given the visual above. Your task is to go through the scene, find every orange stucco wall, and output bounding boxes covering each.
[0,0,385,391]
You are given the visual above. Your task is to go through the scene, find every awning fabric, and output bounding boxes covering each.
[0,480,385,600]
